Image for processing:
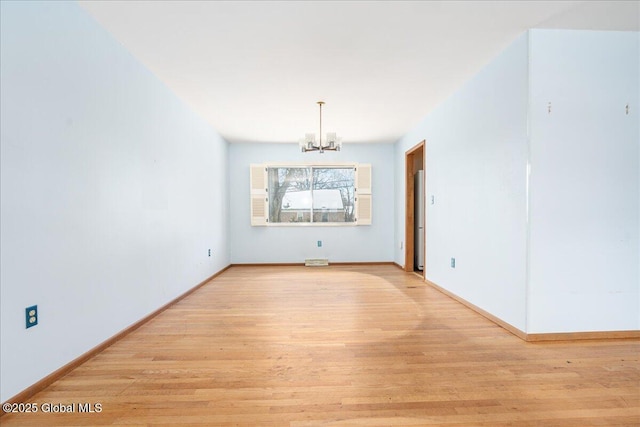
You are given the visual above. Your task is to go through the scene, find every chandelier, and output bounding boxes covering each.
[299,101,342,153]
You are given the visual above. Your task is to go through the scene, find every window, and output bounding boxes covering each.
[267,167,355,224]
[250,163,371,226]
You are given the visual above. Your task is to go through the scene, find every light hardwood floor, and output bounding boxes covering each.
[2,265,639,426]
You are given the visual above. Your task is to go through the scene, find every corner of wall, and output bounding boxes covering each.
[524,29,533,335]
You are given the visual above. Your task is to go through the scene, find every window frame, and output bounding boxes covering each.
[250,162,371,227]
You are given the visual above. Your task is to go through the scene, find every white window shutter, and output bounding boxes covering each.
[355,163,372,225]
[356,194,372,225]
[250,164,268,226]
[356,163,372,194]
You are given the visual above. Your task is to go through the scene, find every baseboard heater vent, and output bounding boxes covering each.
[305,258,329,267]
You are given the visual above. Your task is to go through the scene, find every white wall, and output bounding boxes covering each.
[0,1,229,401]
[527,30,639,333]
[394,29,640,335]
[394,34,530,331]
[229,143,394,263]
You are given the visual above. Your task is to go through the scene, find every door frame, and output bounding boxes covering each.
[405,140,425,276]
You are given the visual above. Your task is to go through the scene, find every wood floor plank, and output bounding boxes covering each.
[2,265,638,426]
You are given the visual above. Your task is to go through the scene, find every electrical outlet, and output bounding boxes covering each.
[25,305,38,329]
[317,240,322,247]
[451,258,456,268]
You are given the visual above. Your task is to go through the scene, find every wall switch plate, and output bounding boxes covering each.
[317,240,322,247]
[25,305,38,329]
[451,258,456,268]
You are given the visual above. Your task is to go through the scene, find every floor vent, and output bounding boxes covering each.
[305,258,329,267]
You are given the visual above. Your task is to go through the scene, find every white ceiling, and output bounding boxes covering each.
[78,1,639,145]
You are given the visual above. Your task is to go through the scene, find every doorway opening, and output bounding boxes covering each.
[405,140,425,277]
